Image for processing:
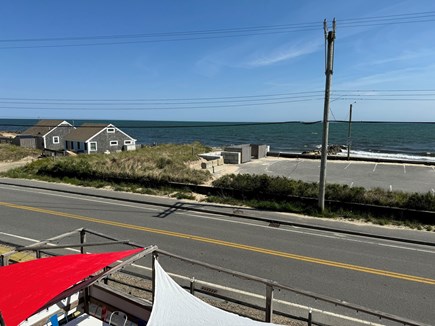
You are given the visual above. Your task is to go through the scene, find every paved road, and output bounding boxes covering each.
[0,182,434,324]
[235,157,435,193]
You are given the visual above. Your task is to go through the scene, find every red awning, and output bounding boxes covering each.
[0,248,143,326]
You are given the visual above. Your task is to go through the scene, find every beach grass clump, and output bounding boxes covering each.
[213,174,319,198]
[211,173,435,226]
[212,173,435,211]
[2,142,212,186]
[0,143,40,162]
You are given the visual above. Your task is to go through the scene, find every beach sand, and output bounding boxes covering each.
[0,131,17,138]
[0,156,35,172]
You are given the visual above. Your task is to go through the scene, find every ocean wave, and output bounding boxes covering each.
[336,150,435,162]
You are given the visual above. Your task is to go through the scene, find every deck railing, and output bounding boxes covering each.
[0,228,429,326]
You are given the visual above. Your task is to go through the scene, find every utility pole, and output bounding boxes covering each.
[347,103,353,160]
[318,19,336,212]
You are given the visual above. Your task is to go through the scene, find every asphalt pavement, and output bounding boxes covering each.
[234,157,435,193]
[0,180,434,324]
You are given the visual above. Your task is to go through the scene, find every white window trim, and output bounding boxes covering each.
[107,128,115,133]
[124,140,133,145]
[89,142,97,151]
[52,136,60,144]
[110,140,118,146]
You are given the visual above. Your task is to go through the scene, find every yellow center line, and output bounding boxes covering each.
[1,201,434,285]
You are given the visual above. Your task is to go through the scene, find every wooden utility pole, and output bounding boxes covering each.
[318,19,336,212]
[347,103,353,160]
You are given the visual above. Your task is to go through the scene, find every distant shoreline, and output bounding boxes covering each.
[1,119,435,162]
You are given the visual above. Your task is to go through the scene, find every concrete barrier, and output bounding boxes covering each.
[200,157,225,172]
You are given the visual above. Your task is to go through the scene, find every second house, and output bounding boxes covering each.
[65,123,136,154]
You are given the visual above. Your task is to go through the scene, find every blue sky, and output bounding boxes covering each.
[1,0,435,122]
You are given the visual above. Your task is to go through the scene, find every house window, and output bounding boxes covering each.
[77,142,81,150]
[124,140,133,145]
[71,142,74,150]
[110,140,118,146]
[107,128,115,133]
[53,136,60,144]
[89,142,97,151]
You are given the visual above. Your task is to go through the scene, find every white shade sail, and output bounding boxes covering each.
[147,260,280,326]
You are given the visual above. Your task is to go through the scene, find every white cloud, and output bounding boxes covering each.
[335,64,435,89]
[195,40,322,77]
[246,41,321,67]
[361,50,435,66]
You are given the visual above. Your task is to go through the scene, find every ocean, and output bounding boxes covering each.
[1,119,435,162]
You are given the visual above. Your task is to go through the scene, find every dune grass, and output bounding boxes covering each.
[3,142,212,186]
[0,143,41,162]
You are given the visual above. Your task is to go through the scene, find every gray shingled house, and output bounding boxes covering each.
[64,123,136,154]
[13,120,75,150]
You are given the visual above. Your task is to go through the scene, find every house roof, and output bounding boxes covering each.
[64,123,109,142]
[65,123,135,142]
[21,120,69,137]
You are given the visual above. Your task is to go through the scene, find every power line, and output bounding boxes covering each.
[0,91,324,103]
[339,18,435,29]
[339,10,435,22]
[0,97,325,111]
[329,98,435,101]
[2,10,433,44]
[0,120,322,129]
[1,89,433,104]
[0,91,433,111]
[0,29,321,50]
[0,95,326,106]
[0,22,321,43]
[0,10,433,49]
[0,24,321,50]
[334,89,435,92]
[3,120,435,130]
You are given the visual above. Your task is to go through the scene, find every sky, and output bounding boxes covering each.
[1,0,435,122]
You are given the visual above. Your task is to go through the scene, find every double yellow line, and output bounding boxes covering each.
[1,201,434,285]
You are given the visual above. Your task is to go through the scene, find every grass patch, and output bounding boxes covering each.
[172,192,196,200]
[0,143,40,162]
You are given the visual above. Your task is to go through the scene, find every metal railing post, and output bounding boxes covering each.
[190,277,196,295]
[152,253,158,302]
[308,308,312,326]
[265,285,274,322]
[80,229,86,254]
[0,254,6,266]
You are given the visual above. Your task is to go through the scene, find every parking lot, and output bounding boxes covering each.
[235,157,435,194]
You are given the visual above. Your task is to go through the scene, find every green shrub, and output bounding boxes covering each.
[212,173,435,213]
